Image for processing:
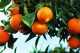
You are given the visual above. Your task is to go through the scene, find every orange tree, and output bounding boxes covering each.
[1,0,80,53]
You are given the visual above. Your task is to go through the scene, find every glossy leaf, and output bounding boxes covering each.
[22,12,35,28]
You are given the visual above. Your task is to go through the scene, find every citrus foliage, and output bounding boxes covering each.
[0,0,80,53]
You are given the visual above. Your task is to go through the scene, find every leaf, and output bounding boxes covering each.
[14,48,17,53]
[22,12,35,28]
[37,51,44,53]
[52,47,65,53]
[1,20,15,33]
[20,23,31,35]
[44,45,49,53]
[35,36,40,48]
[8,34,17,49]
[48,21,55,37]
[35,3,44,9]
[24,4,29,15]
[5,24,15,33]
[1,20,8,25]
[0,0,11,8]
[19,0,24,15]
[48,29,55,38]
[25,32,36,42]
[43,34,47,40]
[59,28,69,42]
[76,48,80,53]
[25,0,36,13]
[69,48,75,53]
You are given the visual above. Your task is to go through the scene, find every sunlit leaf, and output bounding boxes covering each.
[22,12,35,28]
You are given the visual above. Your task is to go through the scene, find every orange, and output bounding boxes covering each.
[0,30,9,45]
[10,6,19,15]
[68,18,80,34]
[68,37,80,48]
[32,22,48,35]
[10,14,22,31]
[37,7,53,23]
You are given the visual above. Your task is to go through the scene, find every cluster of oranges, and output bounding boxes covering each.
[9,6,53,35]
[32,7,53,35]
[0,0,21,46]
[10,6,22,31]
[0,5,22,45]
[8,1,80,48]
[0,0,80,49]
[8,4,80,49]
[67,18,80,48]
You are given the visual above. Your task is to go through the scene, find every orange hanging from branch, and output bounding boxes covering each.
[68,18,80,34]
[32,22,48,35]
[10,14,22,31]
[0,30,9,45]
[37,7,53,23]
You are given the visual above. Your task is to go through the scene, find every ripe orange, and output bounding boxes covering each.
[68,37,80,48]
[68,18,80,34]
[37,7,53,23]
[10,14,22,31]
[10,6,19,15]
[0,30,9,45]
[32,22,48,35]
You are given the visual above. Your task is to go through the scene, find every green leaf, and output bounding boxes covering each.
[1,20,8,25]
[22,12,35,28]
[25,32,36,42]
[44,45,49,53]
[35,36,40,48]
[70,48,75,53]
[0,0,11,8]
[35,2,51,10]
[8,34,17,49]
[14,48,17,53]
[35,3,44,9]
[24,4,29,15]
[52,47,65,53]
[1,20,15,33]
[5,24,15,33]
[19,0,24,15]
[43,34,47,40]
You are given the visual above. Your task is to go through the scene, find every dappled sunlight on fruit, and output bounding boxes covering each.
[32,22,48,35]
[37,7,53,23]
[0,0,80,53]
[10,14,22,31]
[68,18,80,34]
[0,30,9,45]
[68,37,80,48]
